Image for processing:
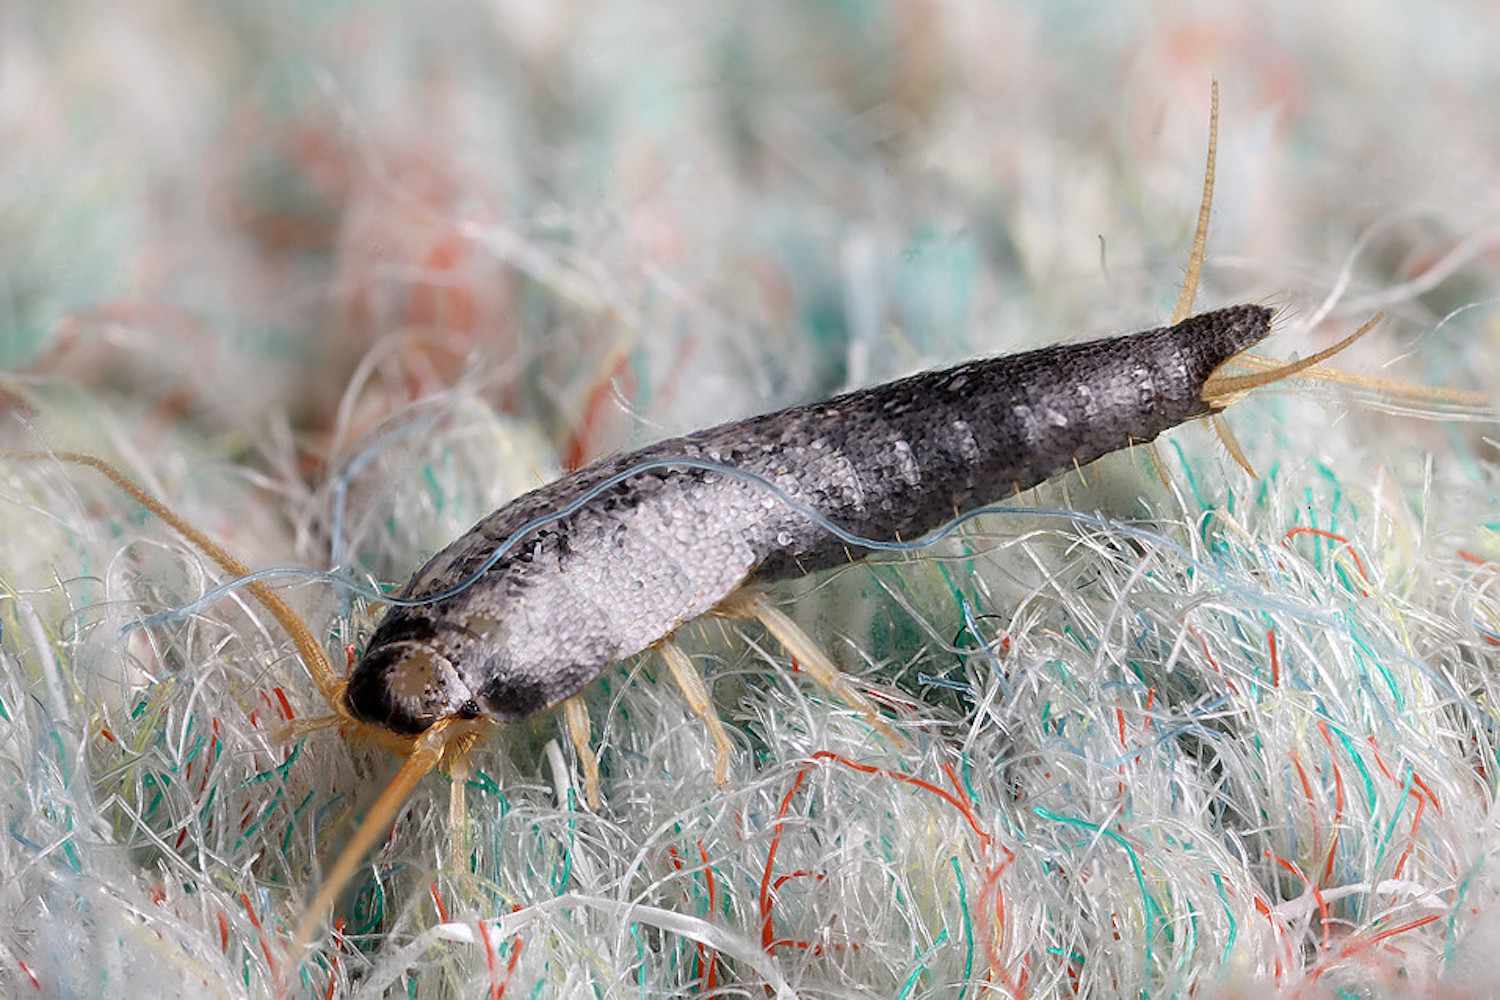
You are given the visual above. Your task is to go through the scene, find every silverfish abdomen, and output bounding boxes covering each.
[346,305,1270,732]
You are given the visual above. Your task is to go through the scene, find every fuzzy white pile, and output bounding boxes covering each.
[2,4,1498,998]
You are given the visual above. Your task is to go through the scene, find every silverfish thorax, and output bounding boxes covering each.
[345,304,1272,734]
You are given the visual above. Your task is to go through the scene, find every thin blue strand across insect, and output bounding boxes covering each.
[133,454,1332,628]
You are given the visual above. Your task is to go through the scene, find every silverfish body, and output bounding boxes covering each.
[346,304,1271,733]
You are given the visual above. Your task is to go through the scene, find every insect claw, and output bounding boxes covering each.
[659,640,734,786]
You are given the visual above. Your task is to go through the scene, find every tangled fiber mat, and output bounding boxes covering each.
[2,3,1498,997]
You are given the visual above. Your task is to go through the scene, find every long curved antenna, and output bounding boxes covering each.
[11,448,474,993]
[288,723,448,975]
[6,450,346,710]
[1170,79,1219,325]
[1165,80,1264,477]
[1150,80,1222,486]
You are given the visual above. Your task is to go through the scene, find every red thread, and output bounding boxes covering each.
[1270,851,1329,950]
[1366,736,1397,784]
[563,355,635,471]
[1289,753,1321,875]
[17,960,39,991]
[477,920,500,999]
[1392,789,1427,881]
[322,917,347,1000]
[772,869,824,892]
[1409,771,1443,816]
[667,844,714,989]
[430,882,449,923]
[1363,913,1440,948]
[203,718,221,794]
[1115,706,1129,798]
[1191,624,1238,693]
[240,893,278,982]
[1311,913,1442,981]
[808,750,993,849]
[1283,527,1370,594]
[759,767,808,951]
[1251,896,1287,982]
[1318,722,1347,885]
[1267,630,1279,687]
[977,852,1023,996]
[698,840,719,991]
[760,751,1002,975]
[499,906,525,999]
[940,760,972,811]
[408,232,478,334]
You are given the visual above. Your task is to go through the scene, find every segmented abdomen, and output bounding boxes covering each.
[695,304,1272,580]
[375,305,1270,721]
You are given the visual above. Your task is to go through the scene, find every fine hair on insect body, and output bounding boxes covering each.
[9,82,1470,993]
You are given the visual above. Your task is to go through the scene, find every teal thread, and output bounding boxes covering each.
[951,856,974,1000]
[1212,871,1236,966]
[895,928,949,1000]
[1034,807,1163,972]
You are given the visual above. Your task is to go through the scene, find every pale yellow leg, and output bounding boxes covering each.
[562,695,602,809]
[658,640,734,785]
[732,592,907,748]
